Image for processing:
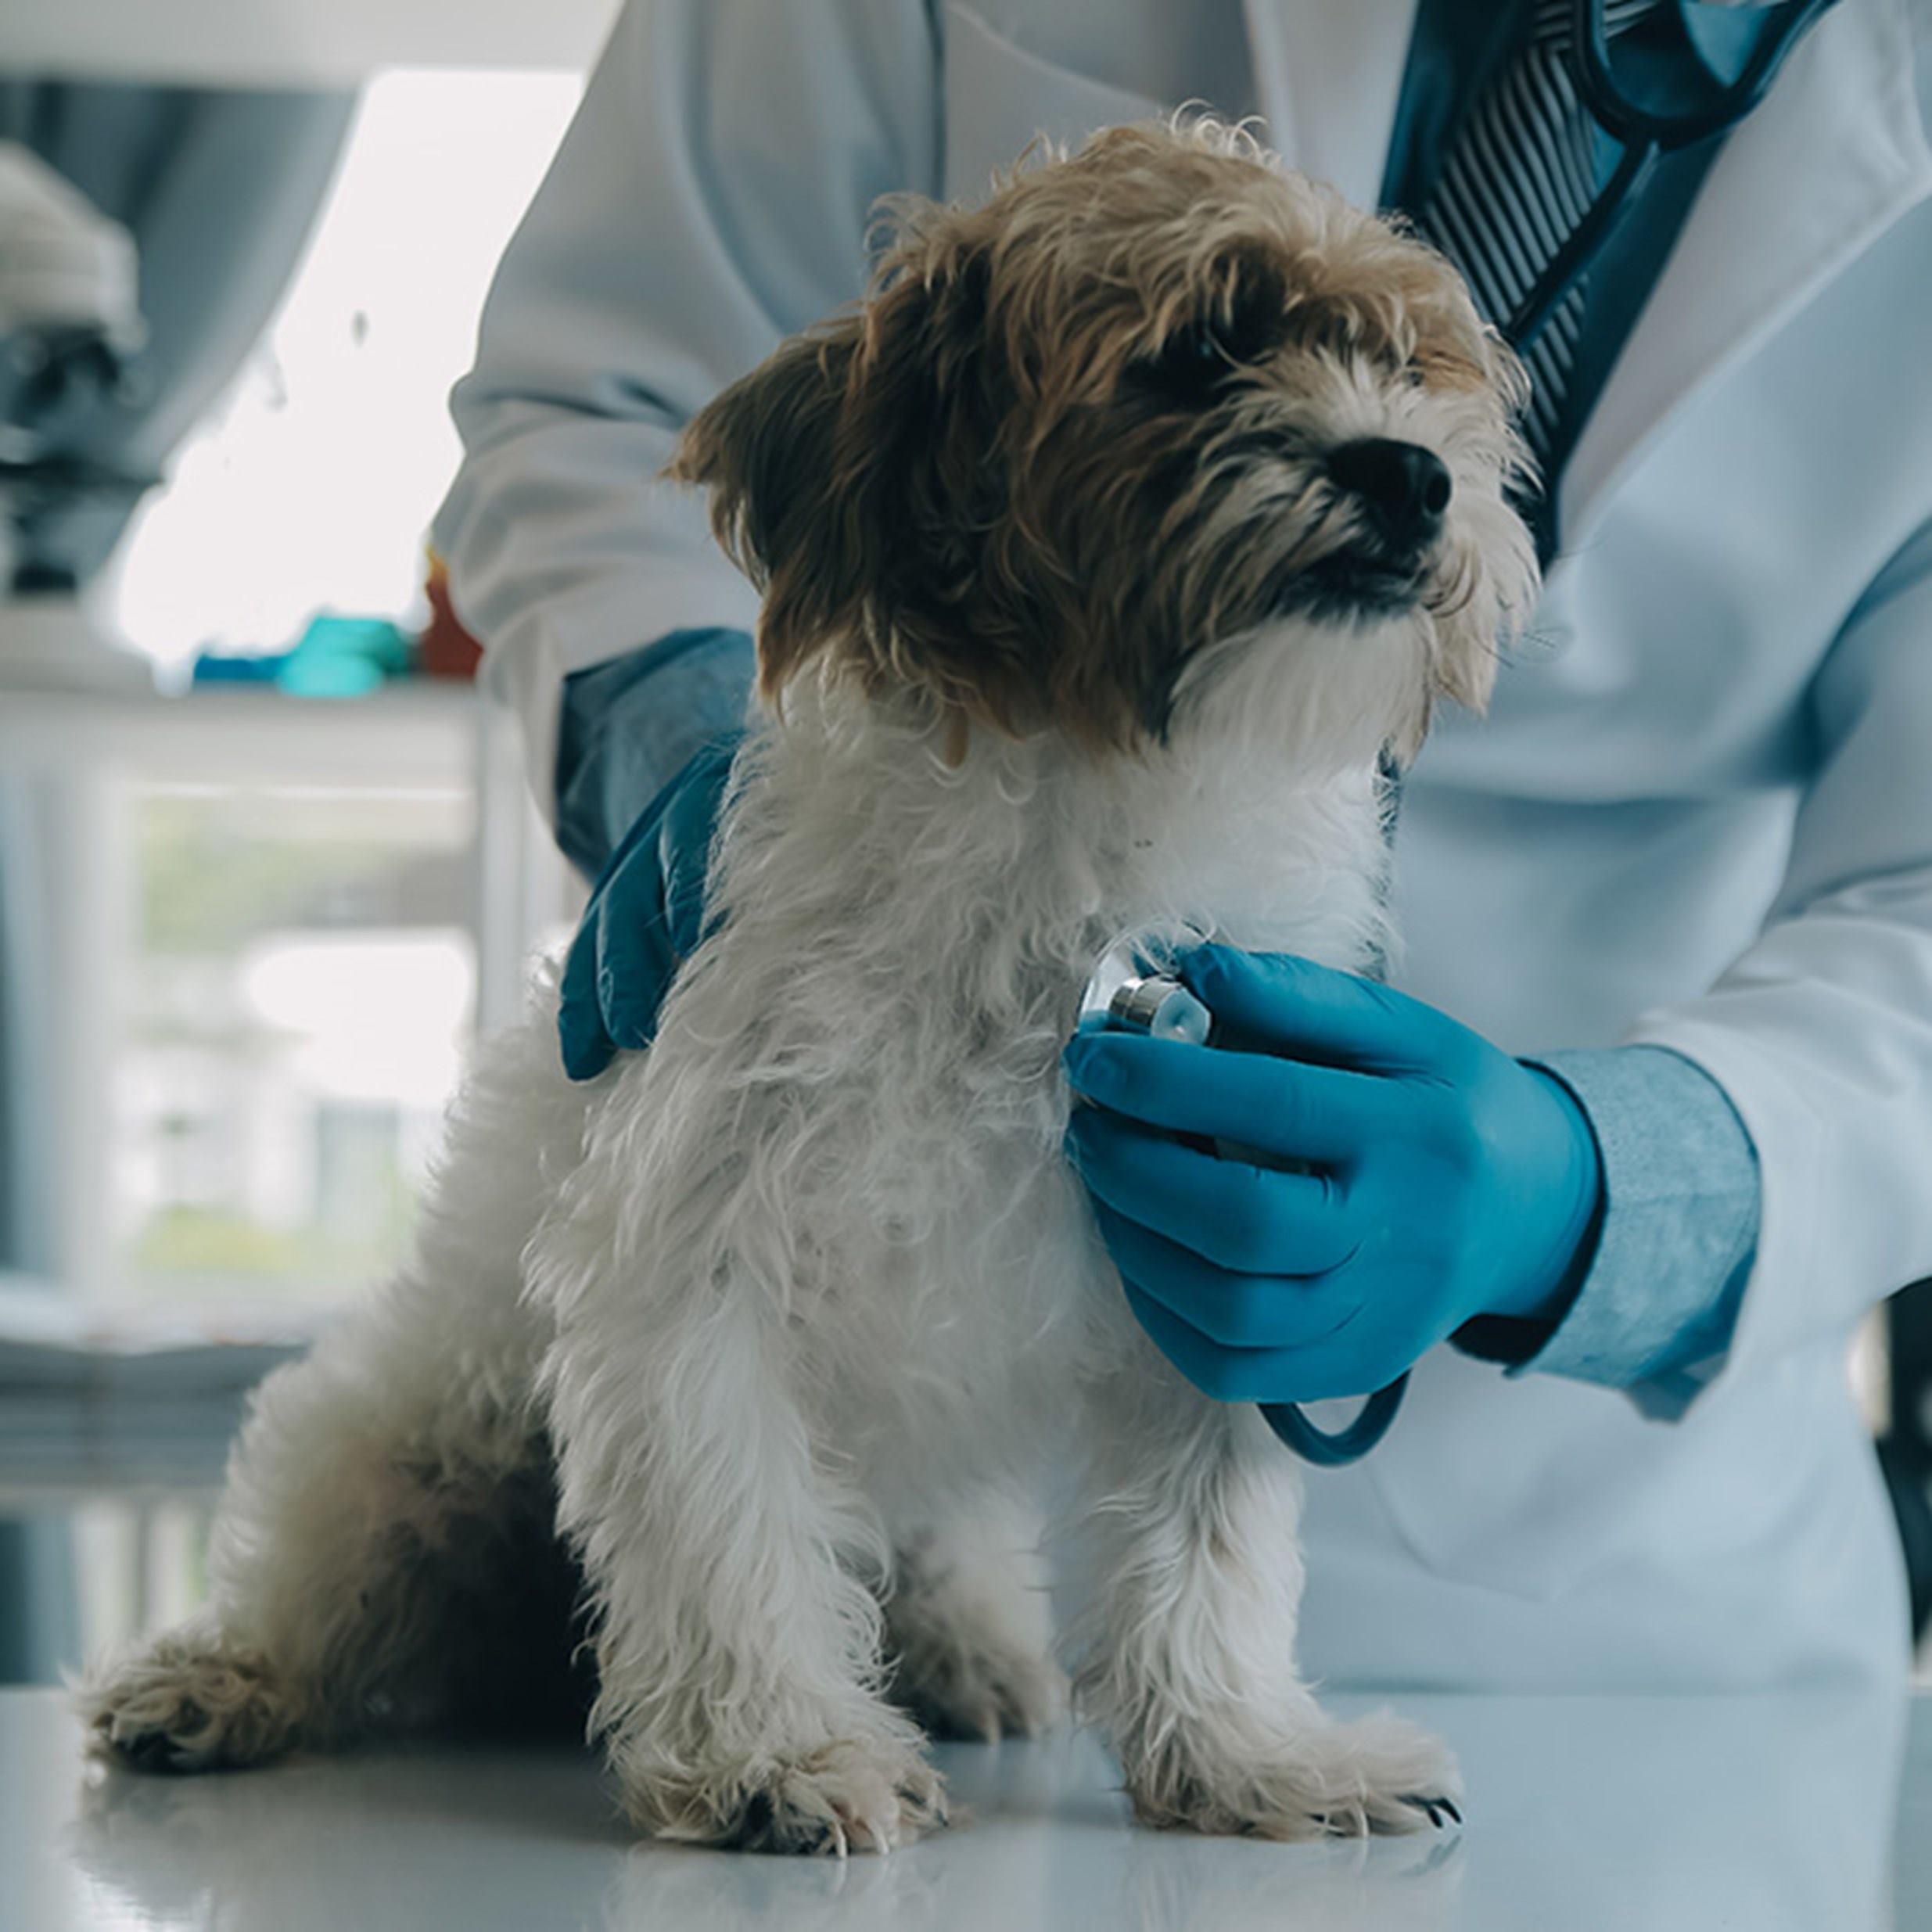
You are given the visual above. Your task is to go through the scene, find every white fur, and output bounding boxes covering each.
[80,601,1464,1849]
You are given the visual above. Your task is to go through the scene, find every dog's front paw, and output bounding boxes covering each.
[1129,1711,1462,1842]
[78,1628,300,1773]
[637,1739,950,1855]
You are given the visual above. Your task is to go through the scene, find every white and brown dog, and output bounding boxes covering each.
[83,120,1537,1851]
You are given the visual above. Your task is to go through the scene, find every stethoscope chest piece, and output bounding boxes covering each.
[1092,964,1409,1467]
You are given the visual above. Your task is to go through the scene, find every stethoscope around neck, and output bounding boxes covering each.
[1276,0,1836,1466]
[1504,0,1841,350]
[1098,2,1844,1471]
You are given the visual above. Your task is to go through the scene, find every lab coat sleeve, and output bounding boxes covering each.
[1496,1044,1761,1421]
[429,0,944,820]
[553,627,755,879]
[1601,516,1932,1402]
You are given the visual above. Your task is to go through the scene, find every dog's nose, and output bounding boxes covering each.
[1327,439,1452,551]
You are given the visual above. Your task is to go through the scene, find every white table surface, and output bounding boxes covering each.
[4,1686,1927,1930]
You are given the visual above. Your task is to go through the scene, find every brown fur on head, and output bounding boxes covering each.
[668,119,1537,761]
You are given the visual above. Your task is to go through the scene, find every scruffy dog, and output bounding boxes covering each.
[83,122,1536,1851]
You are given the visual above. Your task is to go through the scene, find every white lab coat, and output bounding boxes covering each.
[435,0,1932,1691]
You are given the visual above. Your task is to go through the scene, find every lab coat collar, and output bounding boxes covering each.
[1560,0,1932,551]
[1241,0,1932,554]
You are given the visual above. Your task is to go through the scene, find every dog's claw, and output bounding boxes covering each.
[1395,1793,1463,1830]
[892,1781,947,1833]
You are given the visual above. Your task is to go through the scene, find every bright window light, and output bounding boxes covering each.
[105,69,582,673]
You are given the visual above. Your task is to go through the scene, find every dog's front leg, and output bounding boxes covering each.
[1072,1359,1460,1839]
[533,1163,944,1854]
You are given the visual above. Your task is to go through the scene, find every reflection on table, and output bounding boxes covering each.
[4,1687,1914,1932]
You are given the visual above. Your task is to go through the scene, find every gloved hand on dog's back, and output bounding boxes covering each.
[558,731,742,1081]
[1061,944,1605,1406]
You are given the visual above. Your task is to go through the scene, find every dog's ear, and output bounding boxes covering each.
[670,239,1018,724]
[666,321,866,686]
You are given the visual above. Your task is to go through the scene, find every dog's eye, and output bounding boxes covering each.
[1132,288,1283,408]
[1212,280,1285,368]
[1128,330,1228,408]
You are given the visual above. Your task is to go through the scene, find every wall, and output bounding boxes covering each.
[0,0,623,85]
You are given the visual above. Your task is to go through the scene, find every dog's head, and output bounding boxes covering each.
[670,120,1538,767]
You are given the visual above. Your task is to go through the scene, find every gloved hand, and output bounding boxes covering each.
[1061,944,1603,1404]
[557,732,742,1080]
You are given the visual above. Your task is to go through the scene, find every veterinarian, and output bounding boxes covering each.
[434,0,1932,1696]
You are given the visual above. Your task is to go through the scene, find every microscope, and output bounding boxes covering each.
[0,140,153,692]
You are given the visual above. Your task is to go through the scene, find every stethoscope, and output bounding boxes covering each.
[1098,971,1413,1466]
[1506,0,1841,349]
[1092,4,1844,1468]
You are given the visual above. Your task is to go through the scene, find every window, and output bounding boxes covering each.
[117,777,476,1306]
[105,68,584,676]
[0,69,587,1678]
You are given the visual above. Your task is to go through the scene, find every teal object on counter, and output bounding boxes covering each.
[278,615,411,695]
[191,615,412,695]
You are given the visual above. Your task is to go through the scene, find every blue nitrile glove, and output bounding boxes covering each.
[557,732,742,1080]
[1061,945,1604,1405]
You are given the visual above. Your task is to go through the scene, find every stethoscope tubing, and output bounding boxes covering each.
[1261,1377,1410,1466]
[1105,0,1841,1469]
[1571,0,1837,149]
[1503,0,1840,349]
[1506,136,1662,348]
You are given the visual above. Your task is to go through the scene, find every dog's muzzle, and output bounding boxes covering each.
[1274,437,1451,618]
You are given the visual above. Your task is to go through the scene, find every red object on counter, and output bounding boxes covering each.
[416,555,484,680]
